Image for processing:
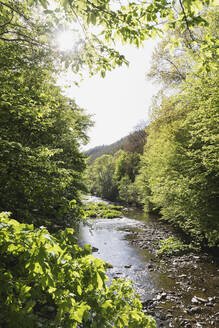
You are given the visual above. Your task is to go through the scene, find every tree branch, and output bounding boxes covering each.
[0,1,29,22]
[165,57,186,80]
[0,11,14,29]
[179,0,195,41]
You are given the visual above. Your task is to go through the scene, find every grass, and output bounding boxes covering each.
[83,202,123,219]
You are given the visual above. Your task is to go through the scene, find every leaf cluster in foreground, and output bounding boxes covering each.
[0,212,156,328]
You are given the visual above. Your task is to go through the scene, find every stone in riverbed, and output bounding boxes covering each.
[186,306,202,314]
[148,264,154,269]
[208,296,217,303]
[191,296,208,304]
[156,292,167,301]
[166,313,173,319]
[124,264,132,268]
[91,246,99,252]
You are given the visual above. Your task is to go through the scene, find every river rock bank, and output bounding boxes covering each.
[128,219,219,328]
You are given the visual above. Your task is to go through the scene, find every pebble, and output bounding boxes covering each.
[129,218,219,328]
[124,264,132,268]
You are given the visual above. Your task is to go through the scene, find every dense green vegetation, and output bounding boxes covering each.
[86,150,142,204]
[0,0,93,229]
[139,72,219,247]
[86,7,219,247]
[0,212,156,327]
[138,9,219,247]
[157,237,196,257]
[0,1,156,326]
[85,126,147,203]
[1,0,218,326]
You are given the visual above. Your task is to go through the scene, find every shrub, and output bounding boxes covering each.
[0,212,156,328]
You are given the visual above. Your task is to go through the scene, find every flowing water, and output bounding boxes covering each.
[78,196,219,327]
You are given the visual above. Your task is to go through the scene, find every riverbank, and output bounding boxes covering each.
[127,213,219,328]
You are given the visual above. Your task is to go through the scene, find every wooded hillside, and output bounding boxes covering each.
[85,126,147,163]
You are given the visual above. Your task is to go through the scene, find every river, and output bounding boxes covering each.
[78,196,219,327]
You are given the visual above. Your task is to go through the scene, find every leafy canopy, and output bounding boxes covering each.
[1,0,216,78]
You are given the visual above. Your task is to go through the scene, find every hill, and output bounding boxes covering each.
[85,128,147,163]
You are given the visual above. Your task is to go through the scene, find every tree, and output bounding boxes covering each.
[122,125,147,154]
[53,0,218,74]
[0,64,92,228]
[135,6,219,246]
[114,151,141,183]
[137,8,219,245]
[86,154,118,200]
[0,0,93,228]
[86,149,142,204]
[147,6,218,90]
[147,31,190,89]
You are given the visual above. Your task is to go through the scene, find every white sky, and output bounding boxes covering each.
[63,39,158,150]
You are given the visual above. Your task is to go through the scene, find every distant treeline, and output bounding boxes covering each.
[85,127,147,163]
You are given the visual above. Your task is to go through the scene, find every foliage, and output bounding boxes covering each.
[147,6,218,91]
[85,154,118,201]
[32,0,217,76]
[117,176,139,206]
[0,2,161,324]
[1,0,214,79]
[83,202,123,219]
[0,70,91,228]
[0,0,93,228]
[113,151,142,204]
[157,237,190,256]
[121,126,147,154]
[0,212,156,328]
[147,30,190,89]
[85,150,142,205]
[114,151,141,183]
[0,1,217,325]
[137,9,219,247]
[143,73,219,246]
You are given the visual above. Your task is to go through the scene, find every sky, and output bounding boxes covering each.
[62,39,159,150]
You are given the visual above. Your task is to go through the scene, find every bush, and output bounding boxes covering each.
[157,237,192,256]
[0,212,156,328]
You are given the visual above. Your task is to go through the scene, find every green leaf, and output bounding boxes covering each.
[96,272,103,289]
[102,300,113,309]
[91,13,96,25]
[77,285,82,295]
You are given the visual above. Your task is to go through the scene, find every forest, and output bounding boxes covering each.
[0,0,218,327]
